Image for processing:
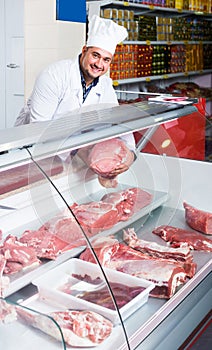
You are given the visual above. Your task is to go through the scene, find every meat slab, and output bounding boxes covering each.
[88,138,133,178]
[153,225,212,252]
[101,187,152,221]
[16,307,113,347]
[80,236,188,299]
[123,228,196,278]
[70,201,119,234]
[183,201,212,235]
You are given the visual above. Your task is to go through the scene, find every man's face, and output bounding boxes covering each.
[80,46,112,84]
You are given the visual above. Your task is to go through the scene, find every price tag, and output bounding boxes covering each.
[146,40,151,45]
[123,1,129,6]
[184,41,188,45]
[146,77,151,82]
[199,70,203,73]
[163,75,169,79]
[113,81,119,86]
[167,41,172,45]
[149,5,154,9]
[177,8,183,12]
[184,72,188,76]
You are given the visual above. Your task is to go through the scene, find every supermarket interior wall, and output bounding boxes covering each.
[24,0,86,100]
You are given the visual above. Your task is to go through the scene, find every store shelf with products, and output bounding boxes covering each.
[0,100,211,349]
[87,0,212,87]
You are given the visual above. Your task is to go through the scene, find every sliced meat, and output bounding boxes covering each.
[183,201,212,235]
[153,225,212,252]
[101,187,152,221]
[70,201,119,234]
[17,307,113,347]
[123,228,196,278]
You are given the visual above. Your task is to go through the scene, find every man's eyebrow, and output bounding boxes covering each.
[92,51,112,60]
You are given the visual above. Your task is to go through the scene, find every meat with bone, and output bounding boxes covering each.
[123,228,196,278]
[1,235,40,274]
[153,225,212,252]
[80,236,188,298]
[70,201,119,234]
[17,307,113,347]
[183,201,212,235]
[101,187,153,221]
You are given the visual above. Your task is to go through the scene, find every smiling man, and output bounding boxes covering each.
[15,15,128,125]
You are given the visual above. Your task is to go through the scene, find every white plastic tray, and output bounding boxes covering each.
[32,258,155,325]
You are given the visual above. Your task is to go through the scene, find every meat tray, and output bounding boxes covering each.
[1,180,168,298]
[32,258,155,325]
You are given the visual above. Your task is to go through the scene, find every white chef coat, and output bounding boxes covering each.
[15,56,135,150]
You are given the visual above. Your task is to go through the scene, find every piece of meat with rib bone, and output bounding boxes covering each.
[79,236,188,298]
[153,225,212,252]
[183,201,212,235]
[123,228,196,278]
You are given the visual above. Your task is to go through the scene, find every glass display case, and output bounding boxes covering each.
[0,99,211,349]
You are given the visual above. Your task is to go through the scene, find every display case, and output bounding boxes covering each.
[0,99,211,349]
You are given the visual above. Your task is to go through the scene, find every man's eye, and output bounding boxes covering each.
[92,53,99,58]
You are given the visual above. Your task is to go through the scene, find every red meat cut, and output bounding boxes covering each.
[123,228,196,278]
[70,201,119,234]
[88,138,133,178]
[101,187,152,221]
[153,225,212,252]
[80,236,188,298]
[183,201,212,235]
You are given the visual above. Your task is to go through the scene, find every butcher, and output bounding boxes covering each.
[14,15,136,181]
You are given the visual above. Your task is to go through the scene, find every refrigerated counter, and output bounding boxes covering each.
[0,100,211,349]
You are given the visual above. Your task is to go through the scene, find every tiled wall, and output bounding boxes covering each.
[25,0,86,99]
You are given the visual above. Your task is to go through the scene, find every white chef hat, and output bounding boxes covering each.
[86,15,128,55]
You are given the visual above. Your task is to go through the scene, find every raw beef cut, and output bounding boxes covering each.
[70,201,119,234]
[123,228,196,278]
[101,187,153,221]
[153,225,212,252]
[183,201,212,235]
[88,138,134,178]
[17,307,113,347]
[80,236,188,298]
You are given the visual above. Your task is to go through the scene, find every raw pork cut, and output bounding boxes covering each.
[80,236,188,298]
[40,210,85,244]
[0,255,10,296]
[19,228,73,260]
[1,235,40,274]
[101,187,152,221]
[17,307,113,347]
[183,201,212,235]
[123,228,196,278]
[153,225,212,252]
[88,138,133,178]
[70,201,119,234]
